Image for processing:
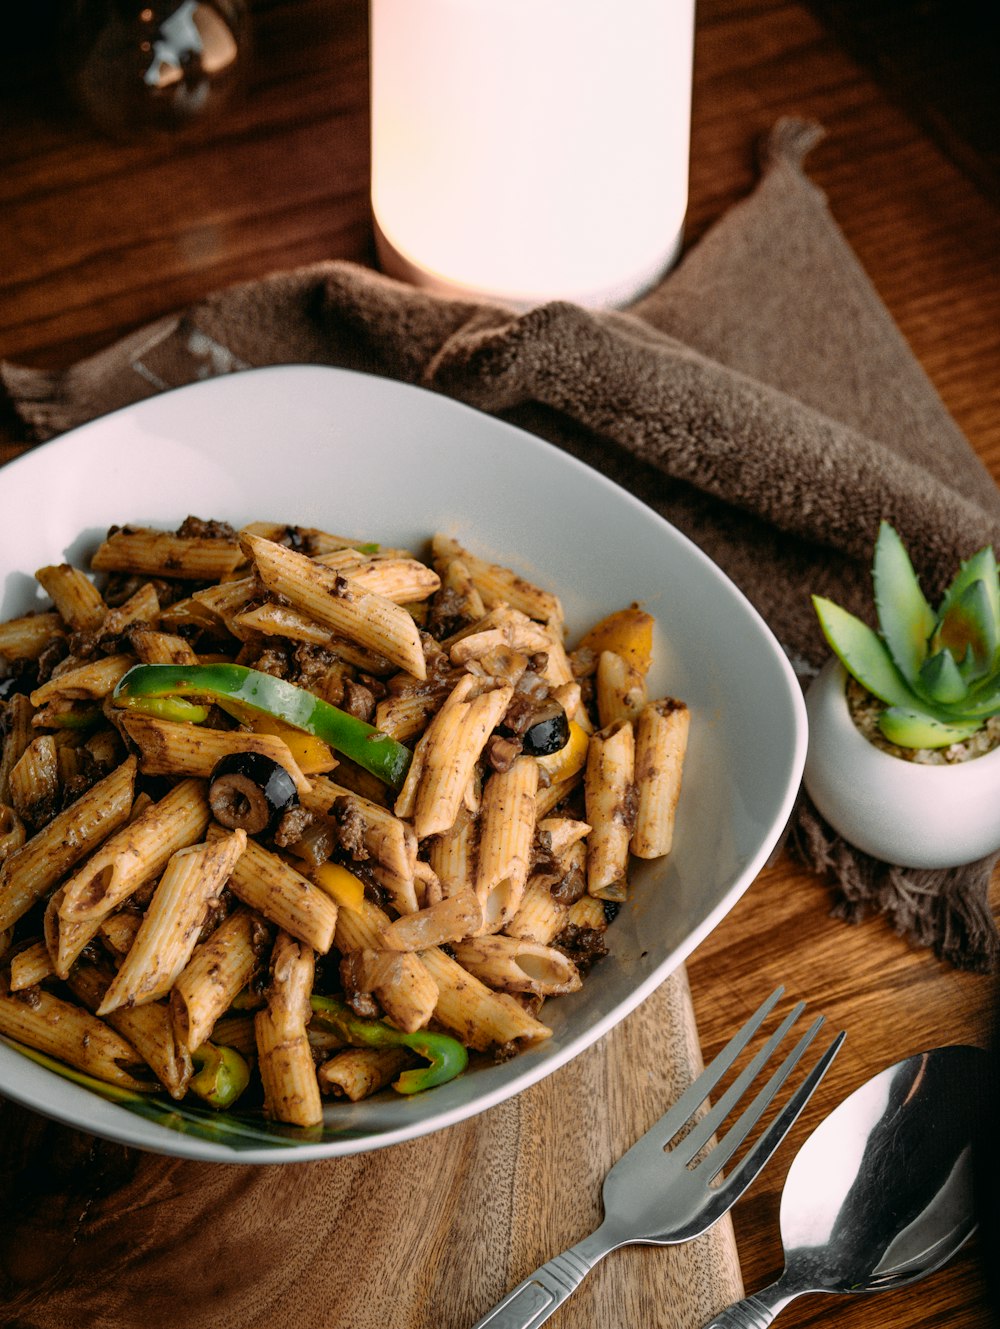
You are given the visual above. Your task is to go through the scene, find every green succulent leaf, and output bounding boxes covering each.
[935,576,999,685]
[878,707,983,750]
[918,647,969,705]
[937,545,1000,637]
[948,675,1000,721]
[812,596,933,711]
[872,521,935,685]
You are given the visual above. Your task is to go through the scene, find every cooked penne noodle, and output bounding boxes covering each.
[102,582,161,635]
[115,711,321,793]
[98,909,143,957]
[170,906,269,1053]
[7,939,55,990]
[237,521,354,553]
[90,527,245,580]
[210,1013,258,1058]
[346,947,439,1032]
[595,650,648,727]
[374,690,443,741]
[450,935,582,997]
[565,893,609,931]
[380,889,482,951]
[333,895,391,954]
[255,930,322,1127]
[504,881,570,945]
[537,817,592,858]
[0,756,137,934]
[313,554,441,604]
[425,802,477,897]
[0,804,26,865]
[419,946,552,1052]
[242,533,427,680]
[209,826,338,953]
[29,653,134,707]
[0,611,65,662]
[435,557,486,626]
[0,695,35,804]
[7,735,59,827]
[475,756,538,933]
[431,535,563,625]
[58,775,210,925]
[631,698,690,858]
[69,962,193,1100]
[34,563,106,631]
[318,1046,412,1101]
[232,603,396,673]
[398,677,513,839]
[0,977,149,1090]
[129,629,200,665]
[584,719,635,901]
[97,830,246,1015]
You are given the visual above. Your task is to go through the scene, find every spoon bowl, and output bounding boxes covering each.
[703,1045,984,1327]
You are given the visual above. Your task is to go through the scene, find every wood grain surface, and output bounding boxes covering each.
[1,2,999,1328]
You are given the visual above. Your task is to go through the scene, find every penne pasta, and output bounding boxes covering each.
[584,719,636,901]
[431,535,563,625]
[209,825,338,954]
[97,830,247,1015]
[242,533,427,680]
[474,756,538,933]
[631,698,690,858]
[0,976,150,1090]
[34,563,106,631]
[0,756,137,934]
[0,515,691,1115]
[450,935,582,997]
[595,649,648,727]
[318,1046,412,1101]
[170,906,270,1053]
[255,930,323,1127]
[116,710,321,793]
[90,526,245,580]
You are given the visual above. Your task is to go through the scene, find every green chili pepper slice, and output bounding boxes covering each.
[113,663,412,790]
[309,995,468,1094]
[189,1042,251,1109]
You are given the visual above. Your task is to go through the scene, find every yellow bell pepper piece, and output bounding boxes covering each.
[577,608,655,675]
[312,861,367,912]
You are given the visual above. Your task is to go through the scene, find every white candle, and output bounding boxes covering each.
[370,0,695,309]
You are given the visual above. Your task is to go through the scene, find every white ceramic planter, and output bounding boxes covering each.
[804,659,1000,869]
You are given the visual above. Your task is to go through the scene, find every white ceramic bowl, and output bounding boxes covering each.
[0,365,806,1162]
[804,658,1000,869]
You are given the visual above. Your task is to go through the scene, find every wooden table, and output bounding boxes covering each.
[2,2,998,1327]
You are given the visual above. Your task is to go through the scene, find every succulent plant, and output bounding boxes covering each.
[812,521,1000,749]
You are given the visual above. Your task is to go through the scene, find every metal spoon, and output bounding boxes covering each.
[702,1045,984,1328]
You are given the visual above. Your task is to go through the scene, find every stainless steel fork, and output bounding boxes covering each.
[471,987,845,1329]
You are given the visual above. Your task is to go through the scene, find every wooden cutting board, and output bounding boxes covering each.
[0,965,744,1328]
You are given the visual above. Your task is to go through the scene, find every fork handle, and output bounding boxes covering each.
[699,1276,800,1328]
[470,1230,613,1329]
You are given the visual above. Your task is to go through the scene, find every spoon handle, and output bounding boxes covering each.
[699,1278,799,1329]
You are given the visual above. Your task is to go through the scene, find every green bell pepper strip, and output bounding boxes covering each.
[309,995,468,1094]
[189,1042,251,1109]
[112,663,412,790]
[119,695,210,725]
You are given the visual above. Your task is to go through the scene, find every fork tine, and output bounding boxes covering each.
[700,1029,846,1219]
[632,986,785,1150]
[695,1014,826,1181]
[674,1002,814,1165]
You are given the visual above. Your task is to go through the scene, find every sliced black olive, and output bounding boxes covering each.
[208,751,298,836]
[520,699,571,757]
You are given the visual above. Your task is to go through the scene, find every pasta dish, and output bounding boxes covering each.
[0,518,688,1129]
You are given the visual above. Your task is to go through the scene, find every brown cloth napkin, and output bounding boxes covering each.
[4,119,1000,969]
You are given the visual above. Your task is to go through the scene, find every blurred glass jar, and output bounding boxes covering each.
[60,0,250,139]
